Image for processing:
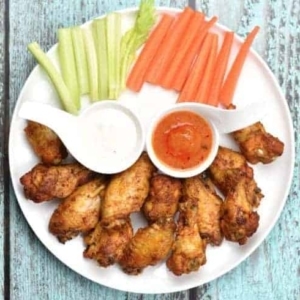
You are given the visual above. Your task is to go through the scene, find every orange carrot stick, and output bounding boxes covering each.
[206,31,234,106]
[171,16,218,92]
[126,14,175,92]
[220,26,260,107]
[159,11,204,90]
[144,7,194,84]
[177,33,214,103]
[195,33,219,103]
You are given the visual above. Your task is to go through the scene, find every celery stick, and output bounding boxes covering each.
[28,42,78,114]
[106,13,122,99]
[71,26,89,95]
[120,0,156,90]
[82,26,99,101]
[58,28,80,109]
[92,19,109,100]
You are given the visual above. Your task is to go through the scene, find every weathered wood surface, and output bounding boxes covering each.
[2,0,299,299]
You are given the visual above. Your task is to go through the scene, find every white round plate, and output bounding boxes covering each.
[9,7,295,294]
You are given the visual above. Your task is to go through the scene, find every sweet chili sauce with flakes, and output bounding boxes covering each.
[152,110,213,169]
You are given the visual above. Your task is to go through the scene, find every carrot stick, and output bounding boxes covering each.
[144,7,194,84]
[195,33,219,103]
[206,31,234,106]
[171,16,218,92]
[126,14,175,92]
[177,33,214,103]
[159,11,204,90]
[220,26,260,107]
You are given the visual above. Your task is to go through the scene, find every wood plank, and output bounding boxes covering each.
[0,0,7,297]
[193,0,300,299]
[8,1,190,300]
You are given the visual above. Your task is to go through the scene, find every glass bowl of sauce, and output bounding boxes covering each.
[146,103,219,178]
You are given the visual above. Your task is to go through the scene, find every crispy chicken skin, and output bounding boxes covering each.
[101,152,156,221]
[143,174,182,222]
[183,175,223,246]
[167,198,206,276]
[220,178,259,245]
[49,178,106,243]
[20,162,95,203]
[84,217,133,267]
[119,218,176,275]
[209,146,263,207]
[24,121,68,165]
[232,122,284,164]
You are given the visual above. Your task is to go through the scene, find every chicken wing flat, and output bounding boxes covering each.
[25,121,68,165]
[183,175,223,246]
[167,198,206,276]
[20,162,95,203]
[209,146,263,207]
[220,178,259,245]
[143,174,182,223]
[101,152,156,221]
[83,217,133,267]
[119,218,176,275]
[232,122,284,164]
[49,177,106,243]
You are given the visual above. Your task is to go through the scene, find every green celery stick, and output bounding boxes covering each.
[83,26,99,101]
[71,26,90,95]
[106,13,122,99]
[92,18,109,100]
[58,28,81,109]
[28,42,78,114]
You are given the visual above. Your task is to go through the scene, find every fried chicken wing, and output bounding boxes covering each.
[143,174,182,222]
[233,122,284,164]
[101,152,156,221]
[119,218,176,275]
[220,178,259,245]
[167,198,206,276]
[84,217,133,267]
[49,177,106,243]
[20,162,95,203]
[183,175,223,246]
[24,121,68,165]
[209,146,263,207]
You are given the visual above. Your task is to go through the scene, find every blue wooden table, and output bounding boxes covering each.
[1,0,299,299]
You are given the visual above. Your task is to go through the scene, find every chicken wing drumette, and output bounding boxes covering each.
[209,146,263,207]
[183,175,223,246]
[220,177,259,245]
[24,121,68,165]
[101,152,156,221]
[119,218,176,275]
[49,177,107,243]
[20,162,95,203]
[232,122,284,164]
[84,217,133,267]
[143,174,182,223]
[167,197,206,276]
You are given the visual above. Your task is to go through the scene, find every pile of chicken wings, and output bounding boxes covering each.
[19,119,284,276]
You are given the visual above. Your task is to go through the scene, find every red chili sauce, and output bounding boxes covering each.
[152,110,213,169]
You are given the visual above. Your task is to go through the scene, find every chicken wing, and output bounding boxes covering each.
[83,217,133,267]
[208,146,263,207]
[220,177,259,245]
[167,197,206,276]
[24,121,68,165]
[183,175,223,246]
[119,218,176,275]
[232,122,284,164]
[49,177,106,243]
[143,174,182,223]
[20,162,95,203]
[101,152,156,221]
